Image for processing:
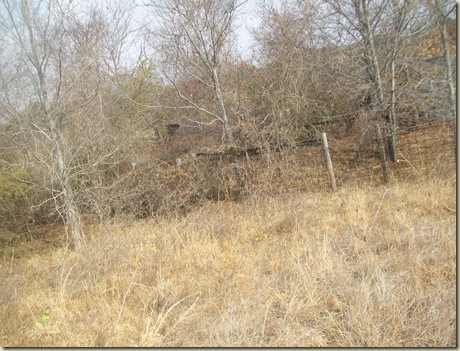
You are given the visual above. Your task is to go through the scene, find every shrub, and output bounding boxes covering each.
[0,169,35,229]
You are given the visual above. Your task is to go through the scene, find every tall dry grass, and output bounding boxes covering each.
[0,175,456,346]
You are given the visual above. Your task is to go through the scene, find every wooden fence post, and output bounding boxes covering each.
[321,132,337,192]
[389,60,397,162]
[375,124,389,184]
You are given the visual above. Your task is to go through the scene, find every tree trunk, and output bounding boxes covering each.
[439,14,456,115]
[48,113,85,250]
[389,60,397,161]
[438,14,456,150]
[65,193,85,251]
[359,0,395,161]
[212,68,235,146]
[360,0,385,112]
[53,128,85,251]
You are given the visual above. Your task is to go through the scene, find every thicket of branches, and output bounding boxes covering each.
[0,0,456,249]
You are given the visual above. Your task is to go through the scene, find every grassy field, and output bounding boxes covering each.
[0,172,455,346]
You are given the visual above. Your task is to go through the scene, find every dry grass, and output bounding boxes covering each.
[0,173,456,347]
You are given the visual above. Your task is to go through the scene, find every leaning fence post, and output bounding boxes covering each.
[321,132,337,192]
[374,123,389,184]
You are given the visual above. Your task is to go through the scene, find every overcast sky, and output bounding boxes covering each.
[237,0,262,58]
[132,0,264,60]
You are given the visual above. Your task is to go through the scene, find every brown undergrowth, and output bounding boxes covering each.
[0,172,456,346]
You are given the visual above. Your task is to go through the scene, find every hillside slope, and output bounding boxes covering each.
[0,120,456,347]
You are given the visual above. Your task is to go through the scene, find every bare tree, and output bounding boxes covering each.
[147,0,246,146]
[0,0,136,250]
[251,0,356,148]
[324,0,425,161]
